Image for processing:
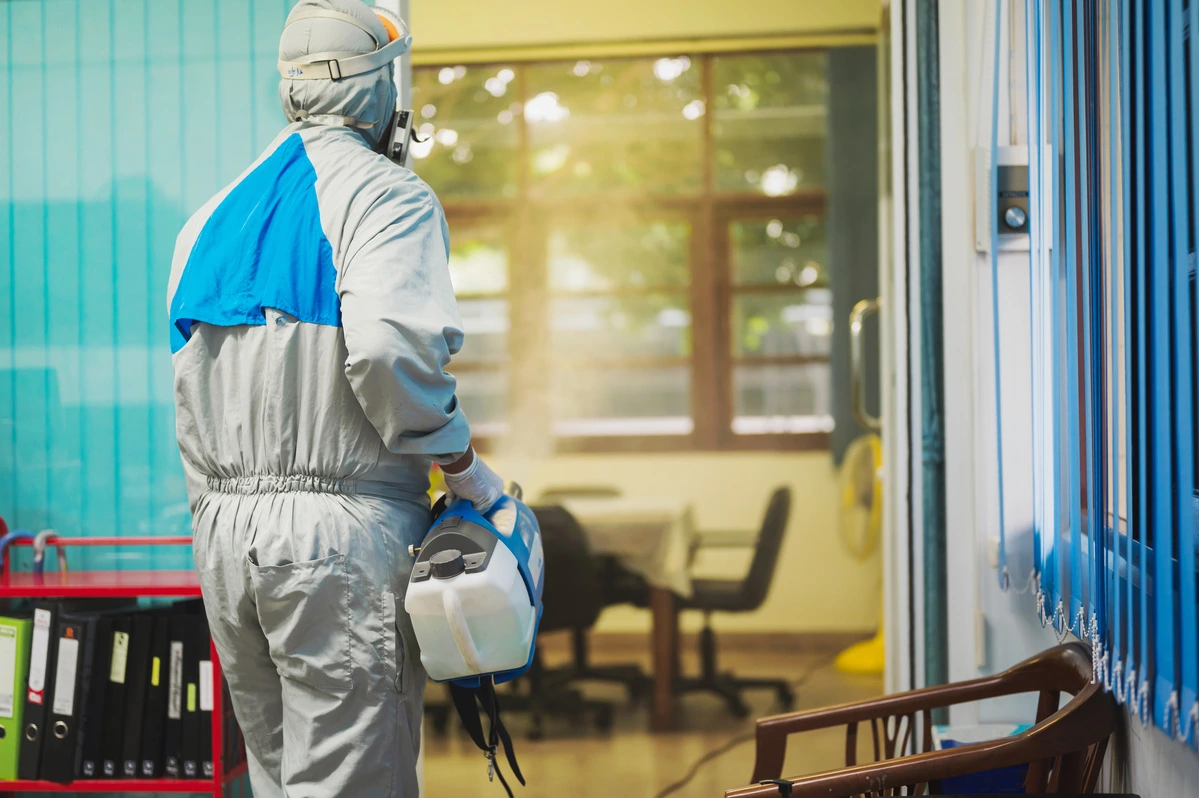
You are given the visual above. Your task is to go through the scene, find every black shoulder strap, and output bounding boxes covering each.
[447,679,525,797]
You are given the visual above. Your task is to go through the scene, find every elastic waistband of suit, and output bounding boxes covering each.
[205,474,425,501]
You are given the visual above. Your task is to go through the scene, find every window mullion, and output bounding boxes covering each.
[691,53,727,449]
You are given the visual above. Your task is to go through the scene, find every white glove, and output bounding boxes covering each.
[442,453,505,514]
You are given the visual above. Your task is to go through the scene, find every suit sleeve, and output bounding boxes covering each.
[338,187,470,463]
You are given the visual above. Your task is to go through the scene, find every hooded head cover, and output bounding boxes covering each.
[277,0,412,148]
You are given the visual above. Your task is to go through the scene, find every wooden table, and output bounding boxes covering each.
[556,496,696,731]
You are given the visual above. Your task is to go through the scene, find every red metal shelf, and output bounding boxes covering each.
[0,779,216,793]
[0,570,202,599]
[0,527,244,796]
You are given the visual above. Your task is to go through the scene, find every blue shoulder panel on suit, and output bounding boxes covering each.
[169,134,340,353]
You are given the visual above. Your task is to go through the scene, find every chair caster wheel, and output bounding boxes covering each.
[778,688,795,711]
[594,706,614,732]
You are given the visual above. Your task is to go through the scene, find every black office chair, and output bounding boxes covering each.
[532,487,652,702]
[672,486,794,718]
[544,554,653,701]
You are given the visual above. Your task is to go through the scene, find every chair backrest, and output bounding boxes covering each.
[530,504,606,633]
[537,485,622,503]
[736,487,792,610]
[736,643,1119,797]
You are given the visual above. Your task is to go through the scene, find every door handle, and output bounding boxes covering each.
[850,298,882,432]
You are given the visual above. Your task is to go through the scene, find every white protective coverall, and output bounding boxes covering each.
[167,1,468,794]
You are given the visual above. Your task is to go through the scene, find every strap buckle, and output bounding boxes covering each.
[327,58,343,80]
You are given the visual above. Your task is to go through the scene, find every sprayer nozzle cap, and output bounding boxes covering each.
[429,548,466,579]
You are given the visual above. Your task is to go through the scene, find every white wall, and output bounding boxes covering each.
[930,1,1199,793]
[937,0,1043,724]
[487,452,880,634]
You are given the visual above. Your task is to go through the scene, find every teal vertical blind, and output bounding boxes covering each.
[1,0,294,571]
[1016,0,1199,746]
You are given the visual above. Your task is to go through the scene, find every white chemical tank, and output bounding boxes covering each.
[405,494,544,684]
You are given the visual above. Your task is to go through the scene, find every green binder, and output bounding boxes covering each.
[0,616,32,780]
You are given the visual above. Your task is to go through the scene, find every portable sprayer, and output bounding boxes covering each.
[404,483,544,795]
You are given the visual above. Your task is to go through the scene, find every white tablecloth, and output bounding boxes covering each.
[557,496,697,598]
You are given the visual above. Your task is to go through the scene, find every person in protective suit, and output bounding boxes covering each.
[167,1,504,794]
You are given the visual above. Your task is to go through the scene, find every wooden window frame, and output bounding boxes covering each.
[424,52,832,454]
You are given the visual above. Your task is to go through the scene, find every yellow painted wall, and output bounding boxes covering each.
[412,0,882,59]
[487,452,881,634]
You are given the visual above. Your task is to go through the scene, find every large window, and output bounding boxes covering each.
[411,52,831,450]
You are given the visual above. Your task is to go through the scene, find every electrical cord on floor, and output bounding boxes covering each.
[651,653,838,798]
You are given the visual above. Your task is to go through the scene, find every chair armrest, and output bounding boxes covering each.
[747,668,1054,782]
[694,529,758,548]
[730,682,1118,797]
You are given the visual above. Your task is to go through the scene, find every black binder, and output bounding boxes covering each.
[163,612,187,778]
[17,601,60,779]
[99,615,132,778]
[181,615,201,779]
[120,614,153,778]
[139,614,171,777]
[76,615,115,779]
[39,615,88,784]
[197,614,213,779]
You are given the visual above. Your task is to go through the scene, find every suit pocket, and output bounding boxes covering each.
[249,553,351,694]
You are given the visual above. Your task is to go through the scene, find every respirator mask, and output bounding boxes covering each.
[379,105,419,167]
[277,5,420,167]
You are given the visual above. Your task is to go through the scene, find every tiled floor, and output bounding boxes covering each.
[421,634,882,797]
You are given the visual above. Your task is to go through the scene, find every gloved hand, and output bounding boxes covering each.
[442,451,505,514]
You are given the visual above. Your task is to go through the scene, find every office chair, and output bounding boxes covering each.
[532,486,652,701]
[673,486,794,718]
[546,554,653,701]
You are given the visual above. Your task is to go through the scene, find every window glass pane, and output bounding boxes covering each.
[454,370,508,436]
[549,220,691,290]
[525,58,703,195]
[731,291,833,357]
[713,53,827,195]
[551,367,692,435]
[456,299,509,363]
[448,220,509,294]
[732,363,833,433]
[731,216,828,287]
[411,65,520,199]
[551,295,691,358]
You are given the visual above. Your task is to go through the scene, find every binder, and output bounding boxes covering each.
[197,614,213,779]
[0,616,32,779]
[99,615,132,778]
[181,615,201,779]
[76,616,115,779]
[139,614,171,778]
[39,615,88,784]
[222,680,243,775]
[120,614,153,778]
[163,612,187,778]
[18,602,59,779]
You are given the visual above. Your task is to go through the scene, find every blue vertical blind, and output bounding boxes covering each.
[1016,0,1199,746]
[1,0,293,570]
